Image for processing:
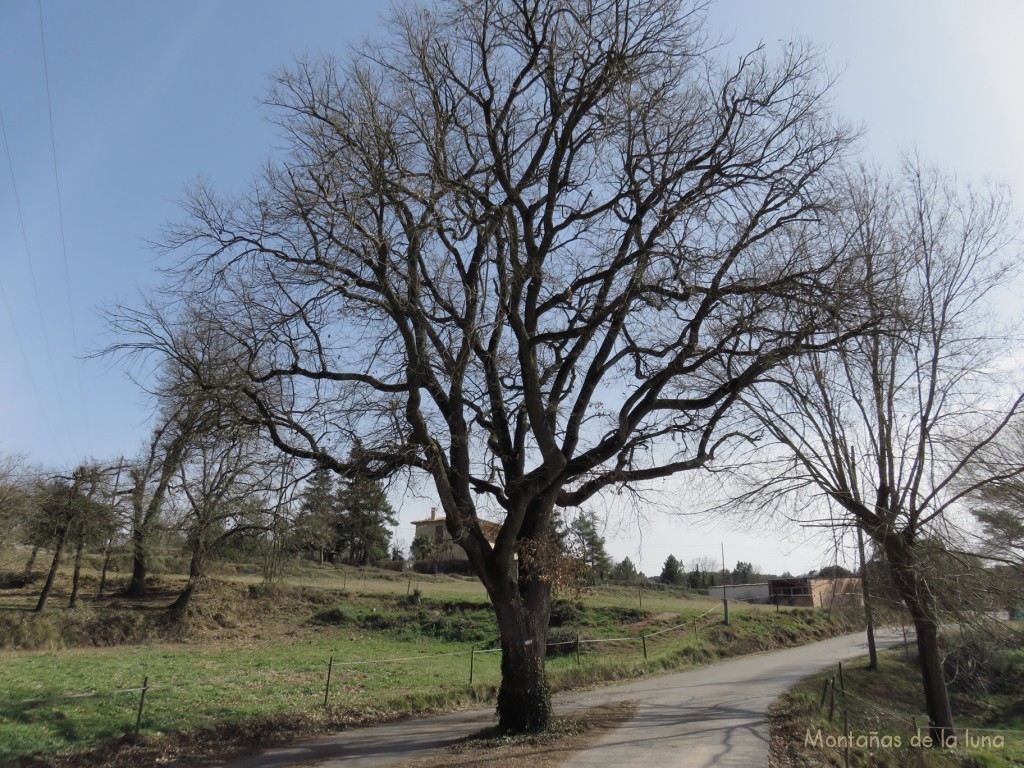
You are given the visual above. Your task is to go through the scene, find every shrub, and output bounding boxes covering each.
[942,638,1008,696]
[549,599,583,627]
[312,605,354,625]
[547,628,582,658]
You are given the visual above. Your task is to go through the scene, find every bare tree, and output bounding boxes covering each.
[32,466,109,612]
[167,423,281,620]
[732,162,1023,743]
[0,454,35,566]
[965,415,1024,566]
[112,0,863,732]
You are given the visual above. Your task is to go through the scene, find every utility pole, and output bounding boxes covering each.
[721,542,729,626]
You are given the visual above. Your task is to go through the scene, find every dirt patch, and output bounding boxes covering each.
[404,701,639,768]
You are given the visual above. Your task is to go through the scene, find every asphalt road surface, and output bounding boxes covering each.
[220,628,907,768]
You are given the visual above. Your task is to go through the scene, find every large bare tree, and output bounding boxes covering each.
[113,0,864,731]
[732,163,1023,744]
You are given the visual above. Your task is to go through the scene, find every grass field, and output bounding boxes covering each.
[769,638,1024,768]
[0,550,860,767]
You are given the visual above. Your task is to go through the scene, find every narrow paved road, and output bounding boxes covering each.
[220,629,906,768]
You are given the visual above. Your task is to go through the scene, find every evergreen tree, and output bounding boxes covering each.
[661,554,684,586]
[295,467,337,562]
[734,561,755,583]
[610,556,639,582]
[335,476,396,566]
[566,511,613,583]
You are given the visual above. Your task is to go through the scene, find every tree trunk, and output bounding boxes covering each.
[169,545,203,621]
[68,526,86,609]
[856,526,877,670]
[97,538,113,598]
[35,527,68,612]
[492,581,553,734]
[23,545,39,576]
[127,523,149,597]
[883,534,955,746]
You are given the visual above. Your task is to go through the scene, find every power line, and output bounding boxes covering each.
[36,0,93,448]
[0,106,72,434]
[0,277,58,445]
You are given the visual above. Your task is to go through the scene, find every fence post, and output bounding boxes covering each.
[134,676,149,737]
[839,662,850,768]
[901,619,909,659]
[576,632,581,666]
[324,655,334,707]
[828,675,836,721]
[470,648,475,684]
[693,617,698,641]
[820,676,831,708]
[641,633,648,661]
[638,584,643,610]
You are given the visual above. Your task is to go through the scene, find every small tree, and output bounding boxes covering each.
[294,467,338,563]
[610,556,639,582]
[733,163,1023,743]
[661,554,684,586]
[168,425,281,619]
[32,467,108,612]
[733,561,755,583]
[334,475,396,566]
[566,511,613,584]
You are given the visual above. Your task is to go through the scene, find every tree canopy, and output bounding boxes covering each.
[110,0,867,733]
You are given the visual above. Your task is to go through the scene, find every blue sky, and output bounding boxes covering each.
[1,1,1022,575]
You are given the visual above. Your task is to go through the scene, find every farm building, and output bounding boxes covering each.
[768,577,863,609]
[706,583,771,604]
[411,508,501,574]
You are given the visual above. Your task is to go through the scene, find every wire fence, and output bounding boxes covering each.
[812,659,1024,767]
[0,603,733,754]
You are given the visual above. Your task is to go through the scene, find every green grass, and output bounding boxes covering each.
[771,639,1024,768]
[0,553,858,767]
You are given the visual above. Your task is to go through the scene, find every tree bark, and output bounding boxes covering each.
[23,545,39,576]
[68,525,86,609]
[34,526,68,612]
[883,534,955,746]
[127,521,150,597]
[856,526,877,670]
[97,538,113,598]
[492,579,552,733]
[169,544,203,621]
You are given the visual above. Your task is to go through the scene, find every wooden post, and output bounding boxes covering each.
[323,655,334,707]
[820,676,831,708]
[134,676,149,737]
[641,633,647,661]
[576,632,581,666]
[828,675,836,721]
[693,617,698,641]
[901,619,909,659]
[407,577,411,596]
[638,583,643,610]
[721,542,729,626]
[469,648,475,684]
[839,662,850,768]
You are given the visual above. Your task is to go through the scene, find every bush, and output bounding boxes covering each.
[312,605,354,625]
[0,571,37,589]
[942,638,1008,696]
[549,599,583,627]
[547,628,582,657]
